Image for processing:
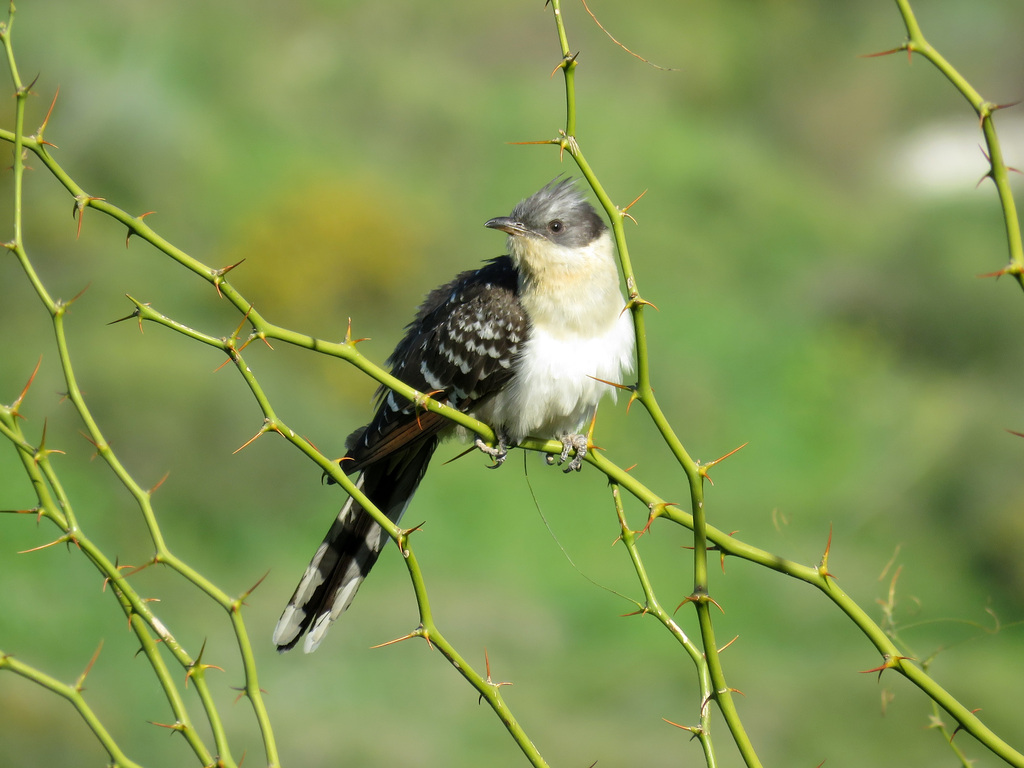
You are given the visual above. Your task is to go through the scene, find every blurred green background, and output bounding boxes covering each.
[2,1,1024,766]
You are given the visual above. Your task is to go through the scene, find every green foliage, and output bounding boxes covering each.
[2,2,1024,767]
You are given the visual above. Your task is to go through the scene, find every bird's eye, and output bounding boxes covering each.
[547,219,564,234]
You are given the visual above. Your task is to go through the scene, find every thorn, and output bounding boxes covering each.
[239,330,274,351]
[977,263,1023,280]
[0,507,42,518]
[638,501,676,537]
[413,389,444,431]
[697,442,748,485]
[949,709,982,743]
[620,606,651,618]
[213,258,245,298]
[818,524,835,580]
[554,129,579,161]
[441,444,478,466]
[321,455,354,485]
[370,626,428,649]
[506,138,560,148]
[233,423,270,454]
[78,429,105,460]
[620,189,648,225]
[674,593,724,615]
[148,720,186,733]
[71,195,105,239]
[33,420,67,464]
[979,100,1021,128]
[585,404,600,448]
[673,595,695,614]
[860,654,914,680]
[228,305,254,346]
[213,352,237,373]
[101,562,137,592]
[74,640,104,692]
[300,434,322,456]
[107,304,146,332]
[36,85,59,140]
[400,521,426,537]
[624,386,641,414]
[662,718,702,739]
[549,51,580,79]
[397,521,425,557]
[859,45,907,59]
[148,471,170,495]
[342,316,370,346]
[184,639,224,687]
[10,355,43,414]
[125,211,155,248]
[117,559,158,580]
[238,570,271,604]
[718,635,739,654]
[623,295,658,313]
[478,648,513,703]
[215,258,245,277]
[62,283,91,310]
[18,533,73,553]
[587,374,633,392]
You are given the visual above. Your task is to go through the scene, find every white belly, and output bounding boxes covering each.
[482,309,635,442]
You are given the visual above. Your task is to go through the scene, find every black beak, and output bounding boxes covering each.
[484,216,530,236]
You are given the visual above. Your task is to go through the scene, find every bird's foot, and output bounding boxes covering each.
[550,433,588,473]
[474,431,510,468]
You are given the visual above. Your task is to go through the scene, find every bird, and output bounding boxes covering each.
[273,178,635,653]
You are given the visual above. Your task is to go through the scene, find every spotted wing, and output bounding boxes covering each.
[344,256,526,472]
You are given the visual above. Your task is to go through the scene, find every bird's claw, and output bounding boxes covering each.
[474,433,510,468]
[556,433,588,473]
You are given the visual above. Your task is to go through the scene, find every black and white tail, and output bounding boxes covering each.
[273,440,437,653]
[274,254,528,652]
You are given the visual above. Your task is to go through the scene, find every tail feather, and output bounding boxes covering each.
[274,439,437,653]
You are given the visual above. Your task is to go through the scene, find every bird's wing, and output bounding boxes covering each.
[344,257,527,472]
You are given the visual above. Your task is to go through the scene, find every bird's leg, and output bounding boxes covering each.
[474,429,511,468]
[554,433,588,473]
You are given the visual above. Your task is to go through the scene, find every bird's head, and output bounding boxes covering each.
[485,178,611,276]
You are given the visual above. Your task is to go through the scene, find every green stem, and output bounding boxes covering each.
[0,652,146,768]
[611,485,718,766]
[892,0,1024,288]
[545,2,764,764]
[592,450,1024,766]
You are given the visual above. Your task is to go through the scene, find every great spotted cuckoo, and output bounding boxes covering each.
[273,179,635,652]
